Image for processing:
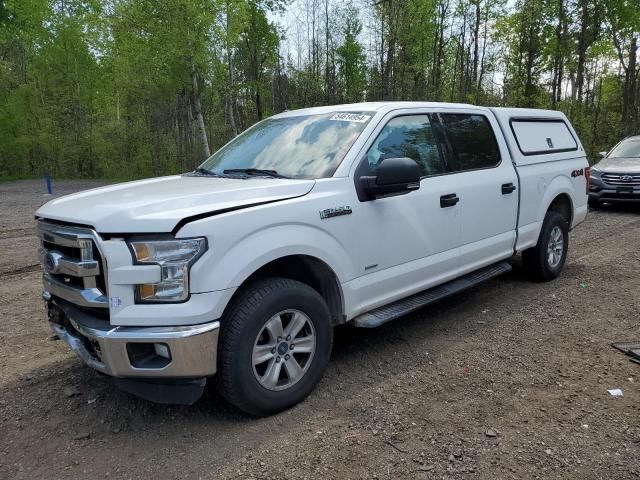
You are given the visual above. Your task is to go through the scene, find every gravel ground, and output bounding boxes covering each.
[0,179,639,479]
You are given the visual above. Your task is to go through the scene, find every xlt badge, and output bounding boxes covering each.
[319,206,352,219]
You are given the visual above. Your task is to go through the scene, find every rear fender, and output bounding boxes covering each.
[529,175,575,245]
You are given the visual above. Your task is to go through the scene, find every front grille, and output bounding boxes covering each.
[601,173,640,186]
[37,221,108,310]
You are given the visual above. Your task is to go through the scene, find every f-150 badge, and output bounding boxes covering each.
[319,206,352,219]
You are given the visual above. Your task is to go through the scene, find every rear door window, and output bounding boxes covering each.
[439,113,501,172]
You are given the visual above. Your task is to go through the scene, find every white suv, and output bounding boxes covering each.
[37,102,588,415]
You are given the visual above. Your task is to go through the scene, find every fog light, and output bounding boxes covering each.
[127,342,171,368]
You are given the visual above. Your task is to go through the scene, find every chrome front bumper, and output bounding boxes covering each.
[49,300,219,379]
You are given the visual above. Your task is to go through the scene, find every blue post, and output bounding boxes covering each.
[45,174,53,195]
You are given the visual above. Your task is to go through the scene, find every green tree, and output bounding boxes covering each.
[0,0,638,181]
[335,6,367,103]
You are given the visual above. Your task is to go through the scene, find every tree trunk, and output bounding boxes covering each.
[431,0,447,100]
[325,0,330,103]
[382,0,396,100]
[623,37,638,129]
[116,91,120,122]
[226,2,238,137]
[472,0,480,88]
[576,0,588,103]
[551,0,565,108]
[256,90,263,121]
[190,59,210,159]
[476,1,489,102]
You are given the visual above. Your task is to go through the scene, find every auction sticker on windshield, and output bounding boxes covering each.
[330,113,371,123]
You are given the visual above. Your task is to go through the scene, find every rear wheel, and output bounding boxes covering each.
[218,277,333,416]
[522,211,569,282]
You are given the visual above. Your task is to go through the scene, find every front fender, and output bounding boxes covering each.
[189,223,352,294]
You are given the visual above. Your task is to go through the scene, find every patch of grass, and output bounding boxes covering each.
[0,174,35,183]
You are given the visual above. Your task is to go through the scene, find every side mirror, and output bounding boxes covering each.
[360,157,421,200]
[598,151,607,158]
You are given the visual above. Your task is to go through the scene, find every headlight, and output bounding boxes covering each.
[590,167,602,176]
[128,238,207,303]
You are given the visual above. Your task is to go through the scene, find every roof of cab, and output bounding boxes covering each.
[273,102,574,120]
[272,101,482,118]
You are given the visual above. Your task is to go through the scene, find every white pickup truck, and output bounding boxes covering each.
[36,102,588,415]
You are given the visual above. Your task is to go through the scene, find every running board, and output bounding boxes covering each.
[351,261,512,328]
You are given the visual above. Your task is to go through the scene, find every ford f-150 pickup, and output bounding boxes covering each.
[36,102,588,415]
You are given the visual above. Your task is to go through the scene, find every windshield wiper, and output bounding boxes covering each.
[192,167,221,176]
[223,168,289,178]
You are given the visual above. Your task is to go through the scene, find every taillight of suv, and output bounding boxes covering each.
[585,166,591,194]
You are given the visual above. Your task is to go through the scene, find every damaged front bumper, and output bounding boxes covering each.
[47,298,220,404]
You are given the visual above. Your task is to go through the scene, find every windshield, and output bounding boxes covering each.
[199,112,372,179]
[608,138,640,158]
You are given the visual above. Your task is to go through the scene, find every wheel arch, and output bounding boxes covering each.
[547,192,573,227]
[536,175,576,229]
[223,254,345,325]
[518,179,577,253]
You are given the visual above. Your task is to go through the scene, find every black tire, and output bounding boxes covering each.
[218,277,333,416]
[522,211,569,282]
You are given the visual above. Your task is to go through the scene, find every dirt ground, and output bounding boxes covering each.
[1,178,639,480]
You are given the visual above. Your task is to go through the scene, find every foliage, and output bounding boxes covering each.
[0,0,638,180]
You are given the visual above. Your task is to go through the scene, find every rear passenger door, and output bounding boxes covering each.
[437,111,518,270]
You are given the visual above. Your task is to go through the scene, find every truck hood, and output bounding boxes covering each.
[594,157,640,173]
[36,175,316,233]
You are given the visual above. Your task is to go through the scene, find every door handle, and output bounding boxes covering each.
[440,193,459,208]
[502,183,517,194]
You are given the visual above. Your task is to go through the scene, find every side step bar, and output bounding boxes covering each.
[351,261,512,328]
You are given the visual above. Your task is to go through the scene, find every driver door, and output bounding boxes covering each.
[347,111,463,315]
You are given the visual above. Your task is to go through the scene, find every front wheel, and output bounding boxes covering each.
[218,277,333,416]
[522,211,569,282]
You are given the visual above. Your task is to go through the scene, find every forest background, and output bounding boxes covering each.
[0,0,638,180]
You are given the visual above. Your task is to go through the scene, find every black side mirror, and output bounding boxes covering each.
[360,157,421,200]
